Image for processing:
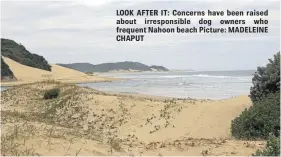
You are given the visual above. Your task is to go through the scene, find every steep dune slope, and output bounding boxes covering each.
[2,57,52,81]
[1,57,116,86]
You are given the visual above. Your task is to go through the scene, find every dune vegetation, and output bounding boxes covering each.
[1,80,265,156]
[1,38,51,71]
[231,52,280,156]
[1,57,16,80]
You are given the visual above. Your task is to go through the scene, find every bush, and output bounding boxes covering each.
[231,93,280,139]
[43,88,60,99]
[231,52,280,140]
[1,57,16,80]
[1,38,52,71]
[250,52,280,102]
[253,136,280,156]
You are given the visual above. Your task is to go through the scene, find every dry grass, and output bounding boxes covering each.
[1,121,38,156]
[1,81,265,156]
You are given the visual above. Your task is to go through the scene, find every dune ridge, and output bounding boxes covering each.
[1,57,117,86]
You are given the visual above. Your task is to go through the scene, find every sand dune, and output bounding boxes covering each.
[1,82,265,156]
[1,57,117,86]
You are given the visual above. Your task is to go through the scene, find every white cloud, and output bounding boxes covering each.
[70,0,116,7]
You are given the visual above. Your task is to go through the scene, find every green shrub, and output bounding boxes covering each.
[1,57,16,79]
[254,136,280,156]
[1,38,52,71]
[43,88,60,99]
[231,52,280,140]
[231,93,280,139]
[250,52,280,102]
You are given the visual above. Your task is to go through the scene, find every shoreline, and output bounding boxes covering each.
[1,80,249,102]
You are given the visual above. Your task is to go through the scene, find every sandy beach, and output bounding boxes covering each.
[1,1,279,155]
[1,57,118,87]
[1,81,265,156]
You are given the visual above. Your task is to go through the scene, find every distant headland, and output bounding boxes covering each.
[58,62,169,73]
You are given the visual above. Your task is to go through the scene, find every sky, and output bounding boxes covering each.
[1,0,280,71]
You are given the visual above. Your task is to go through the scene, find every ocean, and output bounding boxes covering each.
[1,70,255,100]
[78,70,256,100]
